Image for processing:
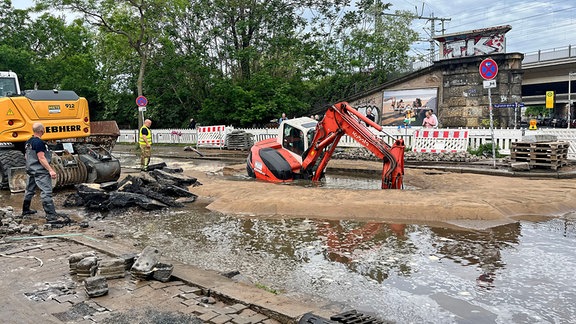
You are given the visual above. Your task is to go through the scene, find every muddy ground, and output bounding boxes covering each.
[191,159,576,229]
[6,145,576,231]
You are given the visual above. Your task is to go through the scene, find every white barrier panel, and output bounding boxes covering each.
[413,129,469,153]
[197,125,227,148]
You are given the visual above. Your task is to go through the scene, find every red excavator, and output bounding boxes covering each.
[246,102,405,189]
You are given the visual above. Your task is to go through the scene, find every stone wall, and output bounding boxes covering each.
[346,53,523,128]
[437,53,524,128]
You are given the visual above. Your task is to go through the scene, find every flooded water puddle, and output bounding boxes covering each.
[107,207,576,324]
[115,151,413,190]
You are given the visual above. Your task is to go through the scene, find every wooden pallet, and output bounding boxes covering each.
[510,141,569,170]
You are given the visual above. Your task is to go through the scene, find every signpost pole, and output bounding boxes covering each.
[569,72,575,129]
[488,88,496,168]
[140,109,145,128]
[514,101,518,129]
[479,58,498,168]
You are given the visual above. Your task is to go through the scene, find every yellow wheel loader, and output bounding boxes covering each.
[0,71,121,193]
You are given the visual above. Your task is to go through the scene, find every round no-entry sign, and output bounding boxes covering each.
[136,95,148,107]
[479,58,498,80]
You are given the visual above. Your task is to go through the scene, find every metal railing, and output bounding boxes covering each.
[523,45,576,64]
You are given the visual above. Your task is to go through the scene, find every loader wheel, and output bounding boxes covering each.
[0,150,26,190]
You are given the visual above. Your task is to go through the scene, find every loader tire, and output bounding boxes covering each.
[0,150,26,190]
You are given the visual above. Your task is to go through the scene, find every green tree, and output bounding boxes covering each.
[0,2,99,112]
[16,0,421,128]
[36,0,188,128]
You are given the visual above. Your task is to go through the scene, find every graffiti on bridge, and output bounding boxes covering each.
[442,33,506,59]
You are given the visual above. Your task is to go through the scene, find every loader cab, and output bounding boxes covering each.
[0,71,21,97]
[280,117,317,159]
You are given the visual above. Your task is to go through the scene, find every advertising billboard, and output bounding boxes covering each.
[382,88,438,126]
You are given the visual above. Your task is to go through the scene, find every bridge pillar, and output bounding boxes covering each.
[436,52,524,128]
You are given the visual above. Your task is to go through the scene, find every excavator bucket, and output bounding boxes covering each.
[8,166,27,193]
[88,121,120,152]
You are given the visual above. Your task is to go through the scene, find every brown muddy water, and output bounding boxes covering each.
[5,152,576,324]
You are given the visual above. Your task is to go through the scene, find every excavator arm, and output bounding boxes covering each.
[302,102,405,189]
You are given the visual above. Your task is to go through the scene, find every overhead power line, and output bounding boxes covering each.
[382,12,451,64]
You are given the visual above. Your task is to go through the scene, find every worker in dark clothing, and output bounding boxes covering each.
[366,107,375,122]
[188,118,196,129]
[22,122,70,224]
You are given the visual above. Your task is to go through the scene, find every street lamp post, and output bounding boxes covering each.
[569,72,576,129]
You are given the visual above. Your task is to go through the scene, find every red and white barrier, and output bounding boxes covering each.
[197,125,227,148]
[413,129,469,153]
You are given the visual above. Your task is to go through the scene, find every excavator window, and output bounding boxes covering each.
[282,125,304,156]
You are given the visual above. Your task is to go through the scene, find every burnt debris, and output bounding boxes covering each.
[63,164,201,212]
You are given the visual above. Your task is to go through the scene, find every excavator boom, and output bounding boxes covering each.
[302,102,404,189]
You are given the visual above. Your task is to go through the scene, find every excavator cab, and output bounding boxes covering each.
[283,125,305,156]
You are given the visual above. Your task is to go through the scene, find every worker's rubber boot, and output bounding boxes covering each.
[21,199,37,217]
[43,201,71,224]
[141,157,150,171]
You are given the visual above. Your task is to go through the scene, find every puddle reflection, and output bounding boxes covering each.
[110,209,576,323]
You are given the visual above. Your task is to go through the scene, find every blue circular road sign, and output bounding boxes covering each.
[479,58,498,80]
[136,95,148,107]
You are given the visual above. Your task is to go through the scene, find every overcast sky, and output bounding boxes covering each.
[391,0,576,57]
[13,0,576,56]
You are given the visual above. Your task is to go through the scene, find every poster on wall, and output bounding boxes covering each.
[382,88,438,126]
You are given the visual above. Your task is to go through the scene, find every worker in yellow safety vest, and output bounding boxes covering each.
[139,119,152,171]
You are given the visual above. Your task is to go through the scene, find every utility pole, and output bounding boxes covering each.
[424,13,451,64]
[380,8,451,65]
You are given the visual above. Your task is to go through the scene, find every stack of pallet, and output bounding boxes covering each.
[510,141,569,170]
[226,130,254,150]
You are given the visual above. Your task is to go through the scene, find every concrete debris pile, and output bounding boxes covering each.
[69,246,174,298]
[63,163,201,212]
[0,206,44,234]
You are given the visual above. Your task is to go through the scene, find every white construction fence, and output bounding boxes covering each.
[118,126,576,160]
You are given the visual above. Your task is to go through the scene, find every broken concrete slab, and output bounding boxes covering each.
[151,169,200,187]
[107,191,168,210]
[69,251,97,274]
[84,276,108,297]
[152,263,174,282]
[511,162,530,171]
[131,246,162,280]
[76,256,99,278]
[97,258,126,279]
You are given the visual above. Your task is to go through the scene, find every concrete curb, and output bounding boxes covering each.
[406,164,576,179]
